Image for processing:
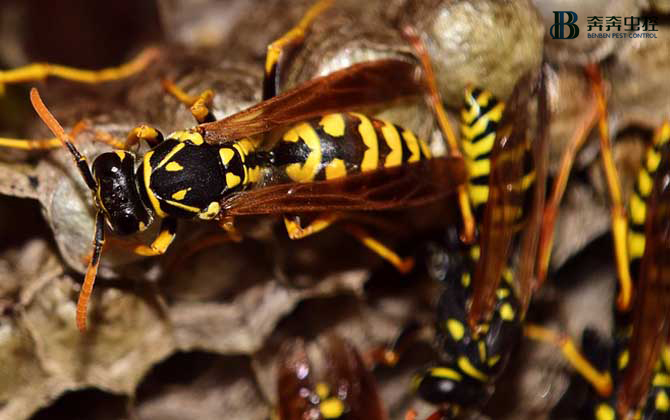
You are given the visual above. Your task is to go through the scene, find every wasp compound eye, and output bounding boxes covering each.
[92,151,151,235]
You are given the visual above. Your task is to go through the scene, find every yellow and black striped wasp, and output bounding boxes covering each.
[528,64,670,420]
[0,0,468,332]
[361,30,548,419]
[276,335,387,420]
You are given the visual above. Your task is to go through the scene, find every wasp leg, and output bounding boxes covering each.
[262,0,334,100]
[535,90,599,289]
[125,125,164,149]
[586,64,632,311]
[524,324,613,397]
[343,224,415,274]
[402,26,475,244]
[160,79,215,124]
[365,321,423,368]
[283,212,342,239]
[0,47,160,95]
[133,217,178,256]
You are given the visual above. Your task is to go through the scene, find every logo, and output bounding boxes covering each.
[550,11,580,39]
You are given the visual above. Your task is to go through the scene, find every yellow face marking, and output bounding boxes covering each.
[164,199,200,213]
[219,148,236,166]
[380,121,402,168]
[320,397,345,419]
[618,350,629,370]
[171,188,191,201]
[402,129,420,163]
[429,367,462,381]
[157,143,186,169]
[226,172,242,188]
[165,161,184,172]
[320,114,345,137]
[447,319,465,341]
[458,356,488,381]
[284,122,322,182]
[351,113,379,171]
[629,192,647,225]
[172,130,204,145]
[143,151,167,218]
[595,403,615,420]
[325,158,347,180]
[315,383,330,400]
[198,202,220,220]
[114,150,126,161]
[656,390,670,412]
[499,303,515,321]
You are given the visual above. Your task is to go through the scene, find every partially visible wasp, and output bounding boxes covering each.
[527,64,670,420]
[276,335,387,420]
[0,0,468,332]
[375,32,549,419]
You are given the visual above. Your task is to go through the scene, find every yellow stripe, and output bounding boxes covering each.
[419,139,432,158]
[172,130,204,145]
[429,367,462,381]
[629,192,647,225]
[468,158,490,177]
[628,231,646,260]
[653,373,670,387]
[499,303,515,321]
[656,390,670,412]
[171,188,190,200]
[381,121,402,167]
[458,356,489,381]
[647,148,662,173]
[219,148,235,165]
[324,158,346,180]
[165,161,183,172]
[284,122,322,182]
[352,113,379,171]
[319,113,345,137]
[143,151,166,218]
[462,116,489,141]
[164,199,200,213]
[114,150,126,161]
[462,132,495,159]
[595,404,615,420]
[157,143,186,169]
[247,165,261,184]
[469,185,490,207]
[638,169,653,196]
[402,129,420,163]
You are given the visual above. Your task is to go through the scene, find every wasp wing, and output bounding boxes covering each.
[221,156,466,215]
[276,339,319,420]
[468,74,535,326]
[199,59,421,143]
[618,142,670,415]
[323,335,387,420]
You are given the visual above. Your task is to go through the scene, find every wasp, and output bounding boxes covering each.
[276,335,387,420]
[526,63,670,420]
[0,0,468,332]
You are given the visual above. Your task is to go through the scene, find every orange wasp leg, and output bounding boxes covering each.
[524,324,613,397]
[535,87,599,289]
[0,47,160,95]
[402,26,476,244]
[160,79,215,124]
[263,0,334,100]
[586,64,633,311]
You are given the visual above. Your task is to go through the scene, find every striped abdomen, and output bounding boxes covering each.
[268,112,432,184]
[627,122,670,278]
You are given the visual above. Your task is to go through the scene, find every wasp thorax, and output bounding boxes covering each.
[92,151,152,235]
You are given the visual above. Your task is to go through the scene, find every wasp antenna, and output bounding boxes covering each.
[76,211,106,332]
[29,87,98,191]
